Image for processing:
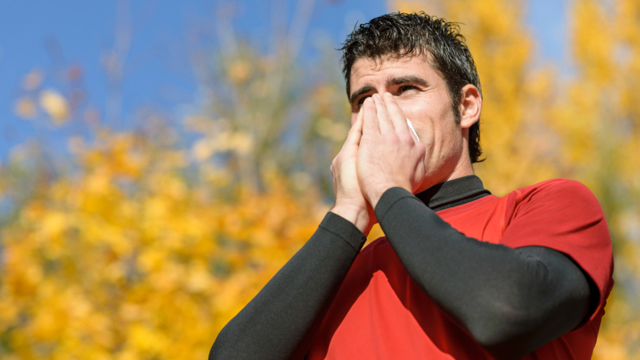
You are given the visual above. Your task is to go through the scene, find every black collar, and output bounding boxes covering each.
[415,175,491,212]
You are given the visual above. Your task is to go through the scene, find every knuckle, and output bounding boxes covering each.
[398,133,413,144]
[383,133,399,143]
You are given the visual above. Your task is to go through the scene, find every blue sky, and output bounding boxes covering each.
[0,0,568,161]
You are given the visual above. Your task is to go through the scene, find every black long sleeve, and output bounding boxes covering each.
[375,187,593,358]
[209,212,366,360]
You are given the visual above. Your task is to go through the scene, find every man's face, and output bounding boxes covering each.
[348,54,469,192]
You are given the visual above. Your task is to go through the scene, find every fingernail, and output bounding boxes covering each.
[384,92,392,98]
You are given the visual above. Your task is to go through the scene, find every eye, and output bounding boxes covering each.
[397,85,419,94]
[351,94,372,112]
[357,94,372,105]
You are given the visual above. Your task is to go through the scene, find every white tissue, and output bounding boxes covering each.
[406,118,420,141]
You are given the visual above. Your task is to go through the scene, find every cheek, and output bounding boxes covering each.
[398,95,445,118]
[395,100,422,120]
[438,120,464,157]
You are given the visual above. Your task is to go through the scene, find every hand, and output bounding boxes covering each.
[357,93,426,208]
[330,109,377,234]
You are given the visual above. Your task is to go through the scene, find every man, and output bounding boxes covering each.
[210,12,613,360]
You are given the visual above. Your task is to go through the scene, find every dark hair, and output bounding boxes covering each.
[340,12,483,163]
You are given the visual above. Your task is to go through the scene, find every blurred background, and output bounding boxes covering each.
[0,0,638,358]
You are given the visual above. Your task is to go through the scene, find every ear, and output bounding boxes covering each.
[459,84,482,129]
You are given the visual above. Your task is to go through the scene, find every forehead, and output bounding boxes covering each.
[349,54,439,93]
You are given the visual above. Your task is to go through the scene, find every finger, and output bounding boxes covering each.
[362,96,379,135]
[354,105,364,132]
[347,109,364,145]
[373,93,394,134]
[343,107,364,148]
[382,92,410,138]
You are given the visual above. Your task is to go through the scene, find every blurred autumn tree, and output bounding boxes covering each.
[0,1,349,359]
[1,0,639,359]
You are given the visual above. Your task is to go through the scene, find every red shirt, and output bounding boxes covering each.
[307,179,613,359]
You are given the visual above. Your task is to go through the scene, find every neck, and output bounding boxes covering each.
[416,175,490,212]
[417,159,475,194]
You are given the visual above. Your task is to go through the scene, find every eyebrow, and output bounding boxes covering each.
[349,75,429,106]
[387,75,429,88]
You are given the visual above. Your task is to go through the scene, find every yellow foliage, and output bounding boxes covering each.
[228,59,253,85]
[14,98,38,119]
[22,69,43,91]
[39,89,70,125]
[0,130,324,358]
